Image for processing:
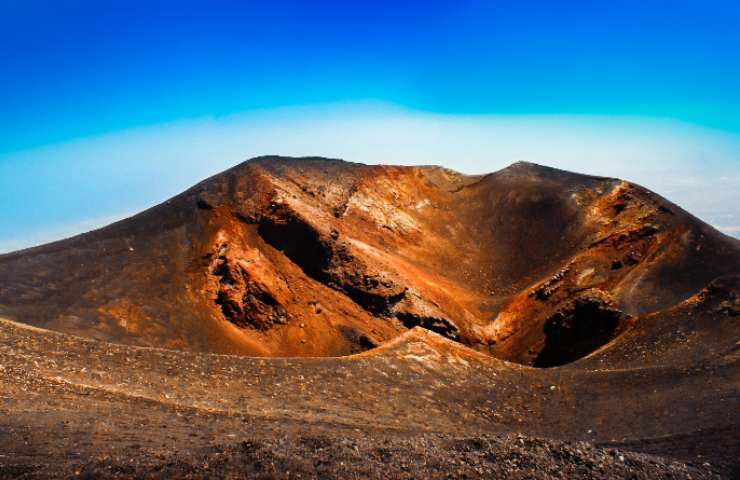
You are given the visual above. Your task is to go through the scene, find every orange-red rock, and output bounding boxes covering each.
[1,157,738,365]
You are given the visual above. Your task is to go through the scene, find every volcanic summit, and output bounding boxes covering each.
[1,156,737,364]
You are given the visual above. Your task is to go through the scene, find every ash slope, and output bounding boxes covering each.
[0,156,739,368]
[0,318,736,478]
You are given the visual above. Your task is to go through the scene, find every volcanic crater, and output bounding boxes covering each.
[0,156,738,478]
[2,156,737,367]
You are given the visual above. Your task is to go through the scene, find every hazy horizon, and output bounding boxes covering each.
[1,1,739,251]
[1,102,739,253]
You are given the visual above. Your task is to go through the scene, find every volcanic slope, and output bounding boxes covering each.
[0,317,737,478]
[0,156,738,366]
[0,156,739,364]
[0,157,739,478]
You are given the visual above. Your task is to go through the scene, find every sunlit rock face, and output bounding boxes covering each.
[0,156,738,366]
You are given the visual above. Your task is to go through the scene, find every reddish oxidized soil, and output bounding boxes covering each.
[1,157,737,364]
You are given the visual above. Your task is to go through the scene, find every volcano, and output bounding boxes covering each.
[0,157,738,478]
[1,156,737,365]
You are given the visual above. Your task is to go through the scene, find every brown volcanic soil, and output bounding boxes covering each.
[0,319,736,478]
[0,156,739,478]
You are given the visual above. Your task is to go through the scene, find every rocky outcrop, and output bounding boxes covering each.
[208,242,288,330]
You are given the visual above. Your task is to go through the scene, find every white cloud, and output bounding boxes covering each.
[716,225,740,234]
[0,213,134,254]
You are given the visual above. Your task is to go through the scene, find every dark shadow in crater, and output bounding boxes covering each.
[534,298,626,368]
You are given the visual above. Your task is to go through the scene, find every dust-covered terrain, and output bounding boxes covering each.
[0,157,738,478]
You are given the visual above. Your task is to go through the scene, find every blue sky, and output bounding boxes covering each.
[1,1,739,250]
